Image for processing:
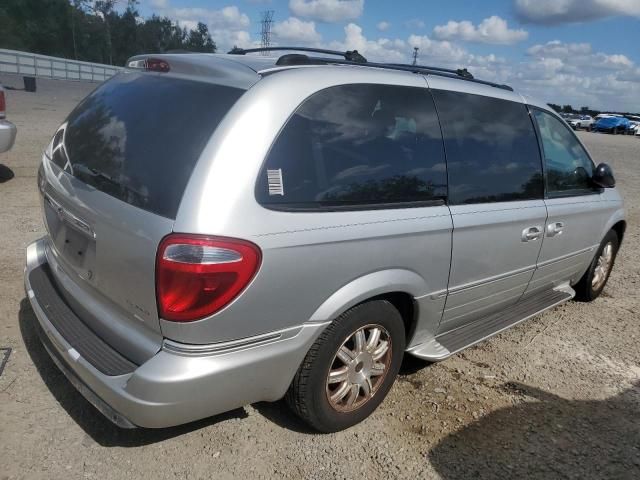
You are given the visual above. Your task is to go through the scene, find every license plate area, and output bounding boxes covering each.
[44,195,96,280]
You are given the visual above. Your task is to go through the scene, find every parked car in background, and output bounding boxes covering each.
[568,115,594,131]
[25,49,625,433]
[594,116,632,134]
[0,84,17,152]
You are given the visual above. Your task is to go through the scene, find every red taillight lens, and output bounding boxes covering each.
[0,90,6,118]
[156,234,261,322]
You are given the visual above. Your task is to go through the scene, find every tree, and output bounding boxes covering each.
[93,0,119,65]
[0,1,220,65]
[562,105,574,113]
[547,103,562,113]
[185,22,216,53]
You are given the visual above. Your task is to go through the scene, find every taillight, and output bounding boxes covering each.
[0,90,6,118]
[156,234,261,322]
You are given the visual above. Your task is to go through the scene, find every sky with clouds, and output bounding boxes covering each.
[141,0,640,112]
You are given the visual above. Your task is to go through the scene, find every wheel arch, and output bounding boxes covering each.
[307,269,428,344]
[611,220,626,245]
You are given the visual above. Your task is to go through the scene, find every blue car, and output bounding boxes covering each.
[594,116,631,134]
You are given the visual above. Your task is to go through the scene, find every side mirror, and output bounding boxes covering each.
[592,163,615,188]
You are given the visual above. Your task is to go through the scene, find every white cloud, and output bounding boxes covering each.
[150,4,253,51]
[273,17,322,43]
[433,16,528,45]
[326,27,639,111]
[329,23,407,62]
[527,41,633,70]
[289,0,364,23]
[376,21,390,32]
[514,40,639,111]
[405,19,426,29]
[149,0,168,8]
[515,0,640,25]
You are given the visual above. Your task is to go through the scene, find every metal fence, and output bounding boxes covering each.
[0,48,123,82]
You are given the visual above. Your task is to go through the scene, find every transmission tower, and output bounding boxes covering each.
[412,47,419,66]
[260,10,274,55]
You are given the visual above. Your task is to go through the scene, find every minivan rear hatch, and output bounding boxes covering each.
[40,67,249,361]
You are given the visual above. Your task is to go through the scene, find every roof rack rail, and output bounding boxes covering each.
[229,47,513,92]
[228,46,367,63]
[387,63,474,80]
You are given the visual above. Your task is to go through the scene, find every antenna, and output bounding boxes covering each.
[260,10,275,55]
[412,47,419,66]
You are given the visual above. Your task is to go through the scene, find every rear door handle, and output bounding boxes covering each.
[547,222,565,237]
[522,226,543,242]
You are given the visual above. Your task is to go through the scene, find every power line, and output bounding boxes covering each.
[260,10,274,55]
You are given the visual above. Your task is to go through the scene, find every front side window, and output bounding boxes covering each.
[432,90,543,205]
[532,109,595,197]
[256,84,447,209]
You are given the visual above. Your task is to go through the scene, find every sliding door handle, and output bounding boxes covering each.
[522,226,543,242]
[547,222,565,237]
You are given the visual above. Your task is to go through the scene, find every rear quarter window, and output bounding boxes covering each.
[62,73,244,219]
[256,83,447,210]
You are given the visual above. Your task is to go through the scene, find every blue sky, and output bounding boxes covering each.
[140,0,640,111]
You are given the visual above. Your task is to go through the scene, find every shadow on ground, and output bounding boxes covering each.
[429,381,640,479]
[19,299,248,447]
[0,164,14,183]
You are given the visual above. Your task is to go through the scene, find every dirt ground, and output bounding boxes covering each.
[0,75,638,480]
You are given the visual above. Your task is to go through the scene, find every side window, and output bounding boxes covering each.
[432,90,543,205]
[256,84,447,209]
[532,109,595,197]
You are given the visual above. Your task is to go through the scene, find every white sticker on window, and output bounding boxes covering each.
[267,168,284,196]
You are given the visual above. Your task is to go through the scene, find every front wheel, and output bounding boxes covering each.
[574,230,619,302]
[286,300,405,432]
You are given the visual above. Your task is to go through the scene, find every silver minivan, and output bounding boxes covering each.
[25,49,625,432]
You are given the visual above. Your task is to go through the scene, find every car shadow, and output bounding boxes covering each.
[18,299,248,447]
[429,381,640,479]
[0,164,14,183]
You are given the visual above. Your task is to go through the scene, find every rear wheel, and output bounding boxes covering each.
[574,230,619,302]
[286,300,405,432]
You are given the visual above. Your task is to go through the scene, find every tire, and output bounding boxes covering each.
[574,230,619,302]
[286,300,405,432]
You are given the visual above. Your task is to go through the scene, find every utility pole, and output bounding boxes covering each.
[260,10,274,55]
[412,47,419,66]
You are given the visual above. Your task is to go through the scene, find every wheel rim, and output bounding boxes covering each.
[325,324,392,413]
[592,242,614,291]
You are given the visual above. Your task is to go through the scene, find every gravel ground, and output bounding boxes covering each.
[0,76,638,480]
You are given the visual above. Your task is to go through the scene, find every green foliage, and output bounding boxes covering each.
[0,0,216,66]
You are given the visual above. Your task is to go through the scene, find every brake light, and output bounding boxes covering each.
[156,234,261,322]
[127,58,170,73]
[0,90,6,118]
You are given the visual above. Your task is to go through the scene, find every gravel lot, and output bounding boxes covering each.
[0,76,638,480]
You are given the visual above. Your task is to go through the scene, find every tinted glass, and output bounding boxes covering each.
[257,84,447,209]
[533,109,595,196]
[432,90,543,205]
[63,73,244,218]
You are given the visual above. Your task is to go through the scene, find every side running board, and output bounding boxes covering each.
[408,286,574,361]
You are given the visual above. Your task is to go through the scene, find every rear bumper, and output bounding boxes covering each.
[25,237,327,428]
[0,119,17,153]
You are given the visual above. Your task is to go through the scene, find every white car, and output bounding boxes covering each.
[568,115,595,131]
[0,85,17,153]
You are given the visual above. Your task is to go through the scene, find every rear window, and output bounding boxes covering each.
[256,83,447,210]
[62,73,244,218]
